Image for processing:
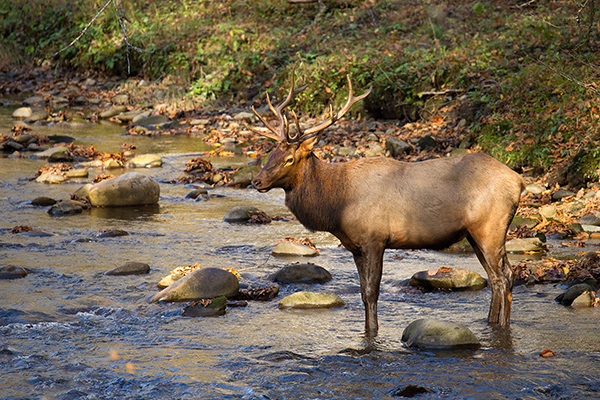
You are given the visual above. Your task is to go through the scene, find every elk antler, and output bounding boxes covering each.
[247,71,372,143]
[246,72,307,141]
[289,75,372,143]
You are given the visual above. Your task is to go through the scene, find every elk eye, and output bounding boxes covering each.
[284,157,294,166]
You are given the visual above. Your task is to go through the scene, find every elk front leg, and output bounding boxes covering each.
[352,244,385,336]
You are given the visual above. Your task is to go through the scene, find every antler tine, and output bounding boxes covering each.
[300,75,372,138]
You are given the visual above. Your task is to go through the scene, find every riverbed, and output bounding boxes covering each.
[1,105,599,399]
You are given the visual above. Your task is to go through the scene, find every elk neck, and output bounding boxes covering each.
[284,153,348,233]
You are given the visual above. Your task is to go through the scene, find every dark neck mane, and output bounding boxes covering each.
[284,154,347,233]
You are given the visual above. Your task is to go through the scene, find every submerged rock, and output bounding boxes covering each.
[47,201,83,216]
[401,319,480,349]
[181,296,227,317]
[0,266,28,279]
[31,196,57,206]
[151,267,239,303]
[278,291,344,309]
[272,241,318,257]
[408,267,487,291]
[271,263,332,284]
[87,172,160,207]
[105,261,150,276]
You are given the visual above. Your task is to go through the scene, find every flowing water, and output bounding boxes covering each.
[1,105,599,400]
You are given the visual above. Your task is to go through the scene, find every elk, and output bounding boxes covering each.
[248,73,524,336]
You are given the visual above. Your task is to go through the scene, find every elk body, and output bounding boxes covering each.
[249,74,524,335]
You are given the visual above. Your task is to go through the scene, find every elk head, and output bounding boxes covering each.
[249,73,372,192]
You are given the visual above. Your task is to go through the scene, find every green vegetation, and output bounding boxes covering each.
[1,0,600,181]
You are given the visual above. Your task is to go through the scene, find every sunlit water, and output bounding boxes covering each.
[1,105,599,399]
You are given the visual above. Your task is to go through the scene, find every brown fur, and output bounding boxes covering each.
[253,141,523,336]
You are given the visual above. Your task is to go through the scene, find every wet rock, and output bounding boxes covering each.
[506,237,546,253]
[47,201,83,216]
[181,296,227,317]
[102,159,122,169]
[272,241,318,257]
[278,291,345,309]
[151,267,239,303]
[385,138,411,157]
[230,166,260,187]
[131,114,169,127]
[0,265,28,279]
[408,267,487,291]
[72,183,93,200]
[24,110,48,124]
[582,224,600,233]
[87,172,160,207]
[552,189,576,201]
[34,146,70,161]
[578,214,600,226]
[223,206,259,223]
[185,188,208,200]
[99,105,128,119]
[4,141,24,151]
[130,111,151,123]
[22,95,45,106]
[158,273,184,289]
[389,384,431,397]
[190,118,210,126]
[65,169,89,179]
[555,283,594,306]
[12,107,32,119]
[35,172,67,184]
[97,229,129,238]
[105,261,150,276]
[571,291,596,308]
[31,196,57,206]
[401,319,480,349]
[525,184,545,195]
[116,109,146,123]
[271,263,332,284]
[125,154,163,168]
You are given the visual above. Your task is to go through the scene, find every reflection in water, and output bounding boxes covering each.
[88,204,162,220]
[1,107,600,399]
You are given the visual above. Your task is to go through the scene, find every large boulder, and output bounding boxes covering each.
[401,319,480,349]
[278,291,344,309]
[151,268,239,303]
[409,267,487,291]
[271,263,332,284]
[86,172,160,207]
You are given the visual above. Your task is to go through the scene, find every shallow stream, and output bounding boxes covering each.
[1,105,599,399]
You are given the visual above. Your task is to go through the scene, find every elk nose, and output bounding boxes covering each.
[251,177,261,189]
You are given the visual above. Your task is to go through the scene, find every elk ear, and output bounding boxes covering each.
[298,134,320,155]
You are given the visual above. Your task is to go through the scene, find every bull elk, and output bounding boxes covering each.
[249,73,524,335]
